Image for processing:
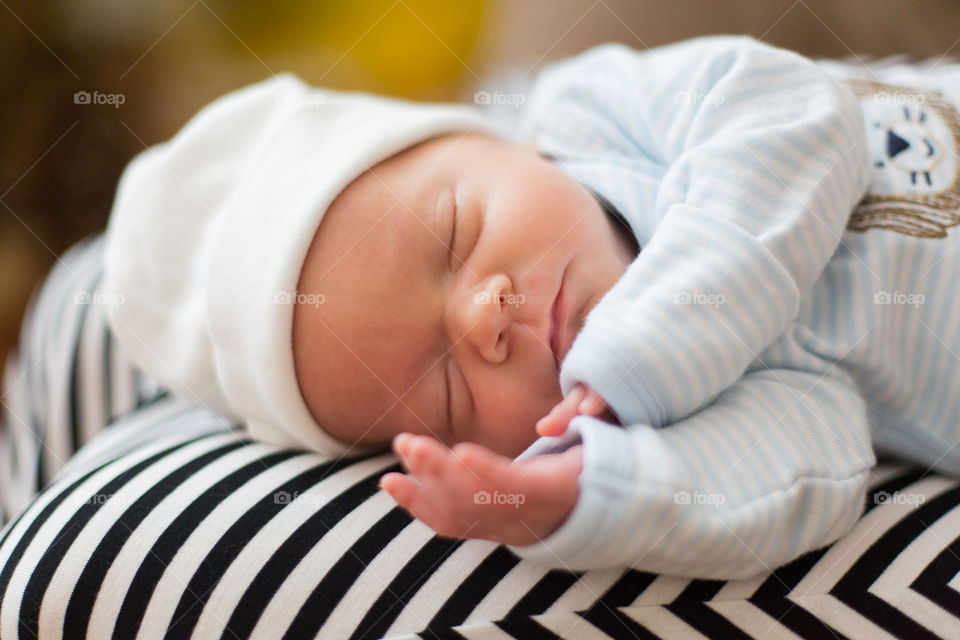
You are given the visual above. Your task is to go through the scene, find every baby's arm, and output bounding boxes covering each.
[523,35,873,429]
[508,359,877,579]
[382,360,876,580]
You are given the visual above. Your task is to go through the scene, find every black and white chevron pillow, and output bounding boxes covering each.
[2,234,959,639]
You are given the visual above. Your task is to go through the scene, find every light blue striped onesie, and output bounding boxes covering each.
[506,35,960,579]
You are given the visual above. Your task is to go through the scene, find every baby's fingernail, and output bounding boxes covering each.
[580,396,603,414]
[394,433,411,455]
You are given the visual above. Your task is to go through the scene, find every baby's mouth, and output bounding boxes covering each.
[549,268,569,372]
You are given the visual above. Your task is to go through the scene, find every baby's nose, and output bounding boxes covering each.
[459,275,514,363]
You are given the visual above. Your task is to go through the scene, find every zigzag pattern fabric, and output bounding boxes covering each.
[2,235,960,639]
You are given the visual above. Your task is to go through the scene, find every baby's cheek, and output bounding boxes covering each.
[478,397,554,456]
[459,351,560,451]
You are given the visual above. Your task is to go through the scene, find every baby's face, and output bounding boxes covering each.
[293,132,637,457]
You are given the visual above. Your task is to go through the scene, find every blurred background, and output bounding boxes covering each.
[1,0,959,363]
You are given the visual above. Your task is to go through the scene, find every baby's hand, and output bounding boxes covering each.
[535,383,617,438]
[379,434,582,546]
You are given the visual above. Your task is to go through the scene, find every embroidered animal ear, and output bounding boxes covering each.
[846,205,960,238]
[845,78,960,239]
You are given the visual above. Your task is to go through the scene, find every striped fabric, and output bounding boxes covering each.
[518,35,874,431]
[2,234,960,639]
[505,36,960,578]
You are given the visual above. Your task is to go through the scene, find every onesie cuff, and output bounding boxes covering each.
[559,334,666,428]
[506,417,641,569]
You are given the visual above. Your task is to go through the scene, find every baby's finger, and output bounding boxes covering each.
[401,434,454,477]
[392,432,414,457]
[400,436,497,500]
[535,412,567,437]
[451,441,511,479]
[379,471,419,503]
[577,389,607,416]
[453,441,560,500]
[536,405,577,438]
[535,386,587,437]
[391,432,416,472]
[381,472,473,539]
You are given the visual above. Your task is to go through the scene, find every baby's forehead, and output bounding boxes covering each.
[313,174,454,268]
[340,136,525,213]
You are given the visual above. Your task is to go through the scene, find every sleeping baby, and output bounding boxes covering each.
[102,35,960,580]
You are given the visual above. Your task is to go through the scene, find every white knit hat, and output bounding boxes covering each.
[101,73,500,456]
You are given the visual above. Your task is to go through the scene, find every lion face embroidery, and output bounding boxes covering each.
[845,78,960,238]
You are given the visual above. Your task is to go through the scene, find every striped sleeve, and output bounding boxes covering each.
[521,35,873,429]
[509,353,878,579]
